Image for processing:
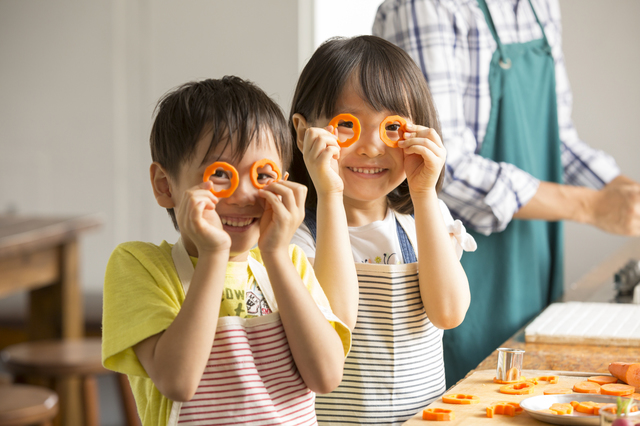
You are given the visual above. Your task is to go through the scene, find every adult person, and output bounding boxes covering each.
[373,0,640,385]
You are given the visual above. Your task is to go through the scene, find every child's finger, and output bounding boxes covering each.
[259,189,289,219]
[262,181,300,214]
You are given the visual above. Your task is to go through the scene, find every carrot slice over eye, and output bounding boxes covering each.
[600,383,635,396]
[588,376,619,385]
[328,113,361,148]
[499,381,535,395]
[573,381,601,394]
[423,408,454,421]
[379,115,407,148]
[442,394,480,404]
[203,162,239,198]
[250,159,281,189]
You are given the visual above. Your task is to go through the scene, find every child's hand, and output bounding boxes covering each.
[301,126,343,195]
[175,181,231,254]
[398,124,446,195]
[257,180,307,254]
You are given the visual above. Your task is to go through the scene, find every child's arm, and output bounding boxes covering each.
[258,180,346,393]
[295,122,359,330]
[399,125,471,329]
[134,181,230,402]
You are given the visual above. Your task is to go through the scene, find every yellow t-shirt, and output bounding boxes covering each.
[102,241,350,426]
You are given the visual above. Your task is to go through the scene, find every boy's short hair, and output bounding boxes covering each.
[150,76,292,229]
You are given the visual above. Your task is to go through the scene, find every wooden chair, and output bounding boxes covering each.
[0,338,140,426]
[0,383,58,426]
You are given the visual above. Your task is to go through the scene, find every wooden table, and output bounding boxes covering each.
[0,214,102,340]
[0,214,102,426]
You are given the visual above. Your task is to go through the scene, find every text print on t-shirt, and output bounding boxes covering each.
[222,279,272,318]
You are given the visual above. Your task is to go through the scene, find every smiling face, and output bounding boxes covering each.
[314,81,408,210]
[170,130,282,261]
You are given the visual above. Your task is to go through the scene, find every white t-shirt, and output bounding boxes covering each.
[291,200,476,264]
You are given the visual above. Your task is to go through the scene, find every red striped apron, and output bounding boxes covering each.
[168,239,318,426]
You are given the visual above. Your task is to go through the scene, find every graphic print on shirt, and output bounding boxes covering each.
[222,278,273,318]
[361,252,399,265]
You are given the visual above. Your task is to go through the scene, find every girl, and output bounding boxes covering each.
[102,77,350,426]
[289,36,477,424]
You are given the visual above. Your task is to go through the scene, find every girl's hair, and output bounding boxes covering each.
[289,35,444,215]
[150,76,292,229]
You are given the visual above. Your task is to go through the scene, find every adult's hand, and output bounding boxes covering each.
[590,175,640,235]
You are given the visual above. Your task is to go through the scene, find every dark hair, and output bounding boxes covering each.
[150,76,292,229]
[289,36,444,215]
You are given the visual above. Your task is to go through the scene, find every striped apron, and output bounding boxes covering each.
[167,238,318,426]
[314,213,446,425]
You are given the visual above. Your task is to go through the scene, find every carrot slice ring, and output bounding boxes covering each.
[549,403,573,415]
[535,375,559,384]
[588,376,619,385]
[250,159,281,189]
[486,402,523,418]
[423,408,454,421]
[329,113,361,148]
[544,388,573,395]
[499,381,535,395]
[442,394,480,404]
[379,115,407,148]
[203,162,239,198]
[573,381,601,394]
[600,383,635,396]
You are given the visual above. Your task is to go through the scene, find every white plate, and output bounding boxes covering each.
[519,394,640,426]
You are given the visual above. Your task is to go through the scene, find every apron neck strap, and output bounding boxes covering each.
[393,211,418,261]
[171,238,279,312]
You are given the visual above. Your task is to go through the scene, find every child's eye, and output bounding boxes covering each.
[338,120,354,129]
[257,173,276,183]
[210,168,231,180]
[385,123,401,132]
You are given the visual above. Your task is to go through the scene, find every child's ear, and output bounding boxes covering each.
[150,162,175,208]
[291,113,308,152]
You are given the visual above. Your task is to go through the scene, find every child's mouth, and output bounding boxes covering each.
[348,167,386,175]
[220,216,257,231]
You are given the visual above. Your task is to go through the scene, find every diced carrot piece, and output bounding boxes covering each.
[544,388,573,395]
[573,381,601,394]
[423,408,454,421]
[549,403,573,415]
[600,383,635,396]
[442,394,480,404]
[588,376,619,385]
[499,381,535,395]
[609,362,640,388]
[570,401,580,409]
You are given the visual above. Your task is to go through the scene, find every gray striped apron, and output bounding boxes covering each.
[312,213,446,425]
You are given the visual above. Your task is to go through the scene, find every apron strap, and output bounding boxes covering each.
[171,238,279,312]
[393,212,418,262]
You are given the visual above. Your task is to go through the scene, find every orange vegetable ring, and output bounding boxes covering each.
[442,394,480,404]
[600,383,635,396]
[549,403,573,415]
[544,388,573,395]
[573,381,601,394]
[534,375,559,384]
[329,113,361,148]
[203,162,239,198]
[486,402,523,418]
[250,158,281,189]
[499,381,535,395]
[588,376,619,385]
[423,408,454,421]
[493,376,526,384]
[379,115,407,148]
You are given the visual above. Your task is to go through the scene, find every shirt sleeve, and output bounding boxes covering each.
[102,242,184,377]
[290,223,317,260]
[439,199,477,259]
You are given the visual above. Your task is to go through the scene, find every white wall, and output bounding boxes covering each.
[0,0,638,321]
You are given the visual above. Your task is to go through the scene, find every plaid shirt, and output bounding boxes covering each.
[373,0,620,235]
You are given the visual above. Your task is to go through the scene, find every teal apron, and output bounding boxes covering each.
[443,0,564,386]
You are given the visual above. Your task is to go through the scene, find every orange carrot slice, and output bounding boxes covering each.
[487,402,523,418]
[329,113,361,148]
[535,376,559,384]
[573,381,601,394]
[499,381,535,395]
[442,394,480,404]
[544,388,573,395]
[549,403,573,415]
[379,115,407,148]
[203,162,239,198]
[250,158,281,189]
[588,376,619,385]
[423,408,454,421]
[574,401,598,415]
[600,383,635,396]
[609,362,640,387]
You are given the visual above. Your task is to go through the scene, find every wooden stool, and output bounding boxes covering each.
[0,383,58,426]
[0,338,140,426]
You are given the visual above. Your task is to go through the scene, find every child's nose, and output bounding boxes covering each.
[354,127,386,157]
[226,177,258,206]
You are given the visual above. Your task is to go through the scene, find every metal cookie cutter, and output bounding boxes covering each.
[496,348,525,382]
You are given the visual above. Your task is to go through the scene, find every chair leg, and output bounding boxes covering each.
[82,375,100,426]
[117,373,141,426]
